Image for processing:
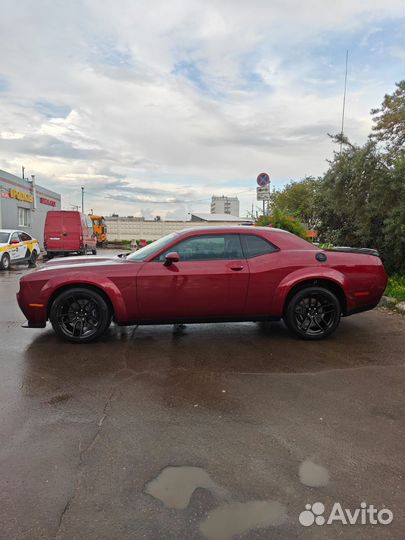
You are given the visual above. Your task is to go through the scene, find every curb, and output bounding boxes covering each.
[379,296,405,314]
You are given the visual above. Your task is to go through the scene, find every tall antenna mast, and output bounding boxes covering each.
[339,50,349,153]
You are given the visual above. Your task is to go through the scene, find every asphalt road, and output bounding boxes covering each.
[0,252,404,540]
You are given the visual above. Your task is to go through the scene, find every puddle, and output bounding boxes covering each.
[199,500,287,540]
[299,459,329,487]
[144,466,226,509]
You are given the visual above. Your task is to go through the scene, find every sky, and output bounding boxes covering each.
[0,0,403,219]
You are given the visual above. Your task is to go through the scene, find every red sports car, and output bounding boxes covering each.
[17,226,387,343]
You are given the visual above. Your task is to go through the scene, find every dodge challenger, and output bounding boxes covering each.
[17,226,387,343]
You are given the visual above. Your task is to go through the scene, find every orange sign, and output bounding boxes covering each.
[9,188,33,203]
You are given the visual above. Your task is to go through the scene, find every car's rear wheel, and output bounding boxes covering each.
[28,250,38,268]
[284,286,341,340]
[0,253,10,270]
[92,248,97,255]
[50,287,111,343]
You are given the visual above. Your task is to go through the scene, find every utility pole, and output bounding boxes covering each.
[340,50,349,153]
[81,187,84,214]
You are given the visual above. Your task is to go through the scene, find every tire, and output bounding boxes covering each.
[50,287,111,343]
[0,252,11,270]
[92,248,97,255]
[28,250,38,268]
[284,286,341,340]
[46,252,54,260]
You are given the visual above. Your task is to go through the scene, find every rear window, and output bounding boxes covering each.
[242,234,278,258]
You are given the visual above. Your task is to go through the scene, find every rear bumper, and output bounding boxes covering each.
[344,301,380,316]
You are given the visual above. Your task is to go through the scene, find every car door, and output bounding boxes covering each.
[241,233,283,315]
[8,232,23,260]
[136,233,249,320]
[62,212,81,251]
[19,231,37,258]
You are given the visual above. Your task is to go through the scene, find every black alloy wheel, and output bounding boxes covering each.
[50,287,111,343]
[284,286,341,340]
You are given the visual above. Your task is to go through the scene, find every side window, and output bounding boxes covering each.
[19,232,32,242]
[18,207,30,227]
[242,235,278,258]
[157,234,243,262]
[10,232,20,243]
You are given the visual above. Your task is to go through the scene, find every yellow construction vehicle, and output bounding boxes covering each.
[89,215,107,245]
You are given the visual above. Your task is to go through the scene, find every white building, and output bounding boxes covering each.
[210,195,240,216]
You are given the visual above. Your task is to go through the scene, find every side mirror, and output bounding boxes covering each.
[164,252,180,266]
[10,239,19,245]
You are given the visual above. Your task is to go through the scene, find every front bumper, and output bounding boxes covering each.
[21,320,47,328]
[16,290,47,328]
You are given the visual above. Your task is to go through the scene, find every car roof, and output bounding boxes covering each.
[175,225,292,235]
[0,229,32,234]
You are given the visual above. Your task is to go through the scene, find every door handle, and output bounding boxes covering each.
[230,265,244,271]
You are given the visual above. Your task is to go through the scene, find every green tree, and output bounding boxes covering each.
[270,176,321,229]
[371,80,405,152]
[317,135,405,273]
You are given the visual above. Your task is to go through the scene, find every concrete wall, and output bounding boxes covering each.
[0,169,61,248]
[105,217,249,241]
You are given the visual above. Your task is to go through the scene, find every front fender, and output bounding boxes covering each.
[273,267,346,316]
[41,276,129,321]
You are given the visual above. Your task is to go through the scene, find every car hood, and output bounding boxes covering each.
[45,255,118,265]
[37,255,131,272]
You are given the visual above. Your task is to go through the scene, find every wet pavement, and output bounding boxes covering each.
[0,252,404,540]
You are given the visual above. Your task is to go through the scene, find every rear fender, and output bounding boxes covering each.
[273,267,346,316]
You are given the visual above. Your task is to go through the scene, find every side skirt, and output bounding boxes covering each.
[116,315,281,327]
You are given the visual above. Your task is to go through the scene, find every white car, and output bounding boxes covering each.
[0,229,41,270]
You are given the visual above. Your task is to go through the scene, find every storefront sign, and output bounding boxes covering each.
[40,197,56,207]
[9,188,33,203]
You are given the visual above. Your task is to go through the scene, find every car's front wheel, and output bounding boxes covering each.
[50,287,111,343]
[284,286,341,340]
[0,253,10,271]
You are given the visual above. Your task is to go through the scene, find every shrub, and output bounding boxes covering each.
[256,208,307,239]
[385,275,405,301]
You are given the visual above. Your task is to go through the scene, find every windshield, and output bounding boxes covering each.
[126,232,179,261]
[0,232,10,243]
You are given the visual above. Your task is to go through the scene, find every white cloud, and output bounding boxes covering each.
[0,0,403,217]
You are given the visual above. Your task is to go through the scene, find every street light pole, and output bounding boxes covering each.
[340,50,349,153]
[81,187,84,214]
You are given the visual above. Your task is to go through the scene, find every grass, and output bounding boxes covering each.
[385,275,405,302]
